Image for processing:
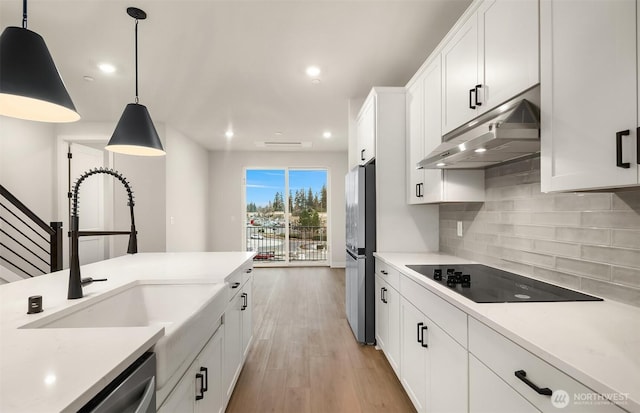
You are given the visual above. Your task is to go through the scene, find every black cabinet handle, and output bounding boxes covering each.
[241,292,247,310]
[381,270,388,275]
[469,88,476,109]
[514,370,552,396]
[382,287,388,303]
[475,84,483,107]
[245,268,253,273]
[420,325,429,348]
[637,127,639,164]
[415,183,420,198]
[231,282,240,289]
[616,130,631,168]
[417,322,424,343]
[200,367,208,392]
[195,373,205,400]
[361,149,366,161]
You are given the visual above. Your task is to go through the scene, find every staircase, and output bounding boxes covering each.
[0,184,63,283]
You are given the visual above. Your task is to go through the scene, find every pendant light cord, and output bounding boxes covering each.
[22,0,27,28]
[134,18,139,104]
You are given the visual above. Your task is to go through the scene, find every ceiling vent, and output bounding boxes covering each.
[254,141,312,149]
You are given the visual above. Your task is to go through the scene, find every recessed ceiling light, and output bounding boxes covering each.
[475,148,487,153]
[306,66,321,77]
[98,63,116,74]
[436,162,446,167]
[83,76,95,82]
[225,130,234,139]
[311,79,321,85]
[323,131,332,139]
[275,131,283,136]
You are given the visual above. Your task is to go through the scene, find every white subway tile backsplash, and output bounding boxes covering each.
[439,156,640,306]
[556,257,611,280]
[611,229,640,250]
[555,227,611,246]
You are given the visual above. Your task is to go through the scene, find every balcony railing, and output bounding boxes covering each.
[246,225,327,262]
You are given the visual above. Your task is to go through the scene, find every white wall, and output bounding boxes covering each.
[208,150,348,267]
[0,117,56,221]
[165,126,209,252]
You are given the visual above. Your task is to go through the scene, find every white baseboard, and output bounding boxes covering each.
[331,261,346,268]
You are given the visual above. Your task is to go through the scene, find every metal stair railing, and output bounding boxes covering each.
[0,184,63,277]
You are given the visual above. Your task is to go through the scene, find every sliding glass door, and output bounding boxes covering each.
[244,168,328,266]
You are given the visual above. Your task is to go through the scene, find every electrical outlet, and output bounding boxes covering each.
[457,221,463,237]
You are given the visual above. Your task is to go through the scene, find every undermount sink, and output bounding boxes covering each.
[21,280,227,391]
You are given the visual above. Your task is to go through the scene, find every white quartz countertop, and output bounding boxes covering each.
[0,252,254,413]
[375,252,640,413]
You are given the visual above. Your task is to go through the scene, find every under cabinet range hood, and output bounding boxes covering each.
[418,88,541,169]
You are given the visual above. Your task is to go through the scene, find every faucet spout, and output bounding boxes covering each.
[68,168,137,300]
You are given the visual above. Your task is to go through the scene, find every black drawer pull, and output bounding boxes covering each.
[474,84,483,106]
[231,282,240,289]
[420,325,428,348]
[514,370,552,396]
[361,149,366,161]
[200,367,208,392]
[381,270,388,275]
[245,268,253,273]
[417,322,424,344]
[195,373,205,400]
[616,129,631,168]
[469,88,476,109]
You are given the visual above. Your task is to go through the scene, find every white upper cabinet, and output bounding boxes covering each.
[407,56,485,204]
[540,0,639,192]
[356,95,376,165]
[407,73,426,204]
[442,15,481,134]
[479,0,539,112]
[442,0,539,135]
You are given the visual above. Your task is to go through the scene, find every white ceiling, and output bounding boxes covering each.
[0,0,471,152]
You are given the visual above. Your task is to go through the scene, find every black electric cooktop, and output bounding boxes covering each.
[405,264,603,303]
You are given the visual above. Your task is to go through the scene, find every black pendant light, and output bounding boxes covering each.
[0,0,80,122]
[106,7,165,156]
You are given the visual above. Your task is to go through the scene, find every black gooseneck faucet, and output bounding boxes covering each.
[68,168,137,299]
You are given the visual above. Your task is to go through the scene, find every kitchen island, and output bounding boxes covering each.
[375,252,640,413]
[0,252,254,413]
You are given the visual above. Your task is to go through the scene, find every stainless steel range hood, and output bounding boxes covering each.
[418,87,540,170]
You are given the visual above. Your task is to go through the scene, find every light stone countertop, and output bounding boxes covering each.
[0,252,255,413]
[374,252,640,413]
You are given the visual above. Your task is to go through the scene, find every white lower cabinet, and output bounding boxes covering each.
[224,275,253,401]
[400,297,468,413]
[375,274,400,375]
[158,326,224,413]
[470,355,541,413]
[468,317,625,413]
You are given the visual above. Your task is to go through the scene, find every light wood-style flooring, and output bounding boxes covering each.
[226,267,415,413]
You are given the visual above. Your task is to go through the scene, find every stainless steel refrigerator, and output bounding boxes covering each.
[345,162,376,344]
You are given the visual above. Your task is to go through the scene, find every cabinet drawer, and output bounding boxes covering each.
[468,317,625,413]
[376,259,400,290]
[399,272,467,348]
[226,269,243,301]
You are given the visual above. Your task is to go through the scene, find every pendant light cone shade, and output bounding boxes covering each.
[0,26,80,122]
[106,103,165,156]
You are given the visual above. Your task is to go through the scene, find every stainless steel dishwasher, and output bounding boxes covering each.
[79,352,156,413]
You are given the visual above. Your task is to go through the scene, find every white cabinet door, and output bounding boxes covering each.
[540,0,638,192]
[224,292,243,401]
[385,283,401,376]
[478,0,539,112]
[196,328,224,413]
[442,14,480,134]
[375,275,387,350]
[241,277,253,359]
[400,298,429,413]
[469,355,541,413]
[428,322,468,413]
[157,364,196,413]
[357,95,376,165]
[422,57,447,203]
[407,75,425,204]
